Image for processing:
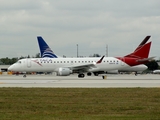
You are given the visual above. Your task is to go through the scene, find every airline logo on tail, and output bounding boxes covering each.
[37,36,58,58]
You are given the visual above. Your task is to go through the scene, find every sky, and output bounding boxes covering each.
[0,0,160,59]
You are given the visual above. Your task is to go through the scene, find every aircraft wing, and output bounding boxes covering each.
[69,63,97,71]
[68,56,104,72]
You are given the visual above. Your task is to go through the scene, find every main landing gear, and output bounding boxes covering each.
[135,72,137,76]
[78,73,85,78]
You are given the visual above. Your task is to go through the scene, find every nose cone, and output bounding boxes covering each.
[8,64,15,71]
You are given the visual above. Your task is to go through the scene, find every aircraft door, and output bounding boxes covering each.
[27,59,31,68]
[121,58,125,66]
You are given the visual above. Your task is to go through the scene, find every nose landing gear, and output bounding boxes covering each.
[23,74,26,77]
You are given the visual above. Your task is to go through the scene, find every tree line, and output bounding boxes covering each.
[0,53,41,65]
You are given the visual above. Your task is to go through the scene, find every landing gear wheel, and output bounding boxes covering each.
[87,72,92,76]
[94,72,99,76]
[78,73,85,78]
[135,72,137,76]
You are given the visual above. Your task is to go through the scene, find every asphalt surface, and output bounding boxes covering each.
[0,74,160,88]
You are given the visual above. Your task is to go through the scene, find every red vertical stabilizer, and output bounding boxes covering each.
[125,42,151,59]
[134,36,151,52]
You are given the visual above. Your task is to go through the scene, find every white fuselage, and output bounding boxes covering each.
[8,57,130,73]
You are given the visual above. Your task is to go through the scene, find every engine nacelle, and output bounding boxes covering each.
[106,70,119,74]
[57,68,72,76]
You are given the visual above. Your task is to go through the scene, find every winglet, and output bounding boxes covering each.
[96,56,105,64]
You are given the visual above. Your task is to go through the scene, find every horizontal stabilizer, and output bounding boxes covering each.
[136,56,155,62]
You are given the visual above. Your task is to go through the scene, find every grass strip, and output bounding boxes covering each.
[0,88,160,120]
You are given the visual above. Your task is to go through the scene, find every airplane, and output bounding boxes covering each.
[8,37,153,78]
[37,36,150,75]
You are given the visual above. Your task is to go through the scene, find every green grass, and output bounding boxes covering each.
[0,88,160,120]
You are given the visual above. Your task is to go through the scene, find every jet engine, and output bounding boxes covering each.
[57,68,72,76]
[106,70,119,74]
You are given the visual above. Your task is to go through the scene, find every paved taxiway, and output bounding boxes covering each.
[0,74,160,88]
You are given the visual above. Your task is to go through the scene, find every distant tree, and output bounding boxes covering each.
[0,59,4,65]
[19,56,25,59]
[89,54,101,57]
[0,57,9,65]
[35,53,41,58]
[11,58,18,64]
[63,55,66,58]
[27,55,30,58]
[0,57,18,65]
